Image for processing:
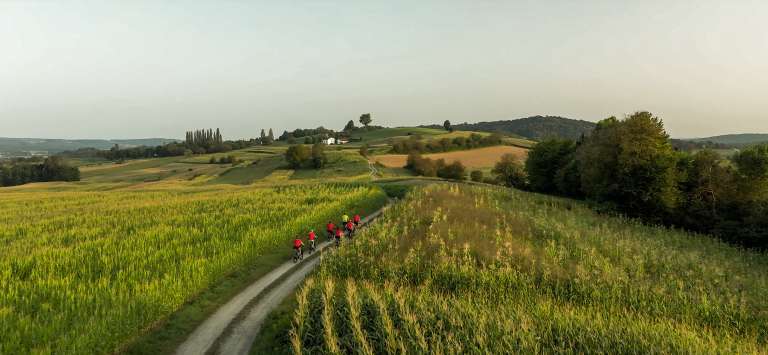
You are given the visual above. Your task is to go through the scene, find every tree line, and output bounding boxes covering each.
[277,114,383,144]
[405,153,467,180]
[421,116,596,141]
[184,128,224,153]
[0,156,80,187]
[391,133,504,154]
[493,111,768,249]
[670,139,734,151]
[60,128,260,161]
[278,127,334,143]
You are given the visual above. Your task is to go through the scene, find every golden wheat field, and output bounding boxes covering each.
[374,145,528,168]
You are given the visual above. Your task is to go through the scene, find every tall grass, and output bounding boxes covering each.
[292,184,768,353]
[0,183,386,353]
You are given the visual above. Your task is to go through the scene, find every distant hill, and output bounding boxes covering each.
[688,134,768,146]
[424,116,596,141]
[0,137,178,156]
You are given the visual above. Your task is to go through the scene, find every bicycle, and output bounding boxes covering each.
[292,248,304,263]
[309,239,316,254]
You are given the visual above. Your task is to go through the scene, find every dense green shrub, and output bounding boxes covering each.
[525,139,577,193]
[405,153,466,180]
[470,170,483,182]
[492,153,526,189]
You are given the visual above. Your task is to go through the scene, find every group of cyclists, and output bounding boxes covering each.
[292,212,362,262]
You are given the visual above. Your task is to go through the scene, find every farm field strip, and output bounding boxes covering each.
[0,184,387,354]
[374,145,529,168]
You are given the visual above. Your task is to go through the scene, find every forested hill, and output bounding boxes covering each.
[424,116,597,140]
[0,137,178,154]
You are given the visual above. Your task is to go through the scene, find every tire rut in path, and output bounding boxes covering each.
[216,256,320,354]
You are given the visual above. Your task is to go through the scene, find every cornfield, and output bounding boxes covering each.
[0,183,386,354]
[291,184,768,353]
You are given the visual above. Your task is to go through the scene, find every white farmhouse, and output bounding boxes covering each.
[323,137,349,145]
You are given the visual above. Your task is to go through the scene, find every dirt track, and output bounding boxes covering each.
[216,257,320,354]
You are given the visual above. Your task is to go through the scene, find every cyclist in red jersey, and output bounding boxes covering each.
[334,227,343,247]
[353,214,361,226]
[345,220,355,238]
[326,221,335,240]
[308,230,316,251]
[293,237,304,258]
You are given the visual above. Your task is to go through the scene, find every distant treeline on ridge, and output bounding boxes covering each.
[421,116,597,141]
[60,128,261,161]
[0,156,80,187]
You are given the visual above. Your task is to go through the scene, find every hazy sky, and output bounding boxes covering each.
[2,1,767,139]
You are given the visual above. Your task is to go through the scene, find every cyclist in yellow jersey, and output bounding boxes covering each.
[341,214,349,223]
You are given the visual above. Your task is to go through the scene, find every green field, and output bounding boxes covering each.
[286,184,768,353]
[0,184,386,353]
[66,144,375,188]
[348,127,446,144]
[290,150,370,180]
[207,155,286,185]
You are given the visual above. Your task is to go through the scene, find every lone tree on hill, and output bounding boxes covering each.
[444,120,453,132]
[359,113,372,127]
[344,120,356,131]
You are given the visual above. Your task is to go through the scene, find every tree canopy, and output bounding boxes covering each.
[359,113,372,127]
[510,111,768,249]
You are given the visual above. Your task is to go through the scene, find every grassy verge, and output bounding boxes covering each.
[124,249,292,354]
[248,287,297,355]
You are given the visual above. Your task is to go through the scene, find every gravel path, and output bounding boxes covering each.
[216,256,320,354]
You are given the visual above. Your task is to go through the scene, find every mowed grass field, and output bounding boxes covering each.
[0,183,387,353]
[348,127,446,144]
[287,184,768,353]
[373,145,529,168]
